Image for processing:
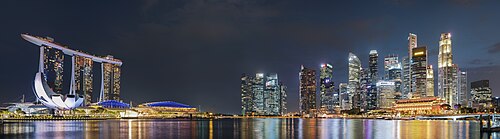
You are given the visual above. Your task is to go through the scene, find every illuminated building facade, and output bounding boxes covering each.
[438,33,456,105]
[339,83,349,110]
[241,74,253,115]
[402,56,411,98]
[319,64,335,113]
[366,50,379,110]
[426,65,434,97]
[348,53,361,110]
[411,47,427,98]
[300,66,317,115]
[101,55,122,102]
[264,73,281,115]
[393,97,445,115]
[384,55,399,79]
[386,55,402,98]
[377,81,396,109]
[471,80,492,110]
[360,68,369,111]
[252,73,265,114]
[403,33,418,99]
[43,46,65,93]
[74,56,94,106]
[458,71,468,106]
[279,82,287,114]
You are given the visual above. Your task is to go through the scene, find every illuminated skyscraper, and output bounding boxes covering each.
[360,68,370,111]
[438,33,456,105]
[408,33,418,59]
[264,73,281,115]
[252,73,265,114]
[385,54,403,99]
[426,65,434,97]
[411,47,427,98]
[384,55,399,79]
[471,80,492,110]
[299,66,317,116]
[101,55,122,101]
[348,53,361,110]
[75,56,94,105]
[319,64,335,114]
[339,83,349,110]
[241,74,253,115]
[43,46,64,93]
[279,82,287,115]
[377,80,396,108]
[402,56,410,98]
[366,50,379,110]
[458,71,468,106]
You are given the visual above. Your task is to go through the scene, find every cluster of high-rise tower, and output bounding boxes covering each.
[297,33,494,116]
[240,32,494,116]
[241,73,287,115]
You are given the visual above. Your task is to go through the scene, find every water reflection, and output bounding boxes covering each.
[0,119,498,138]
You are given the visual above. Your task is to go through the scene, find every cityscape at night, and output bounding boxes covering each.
[2,0,500,138]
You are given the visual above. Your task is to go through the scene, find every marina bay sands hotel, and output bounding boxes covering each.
[22,34,122,108]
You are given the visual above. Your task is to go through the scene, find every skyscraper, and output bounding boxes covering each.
[458,71,468,106]
[348,53,361,110]
[408,33,418,59]
[339,83,349,110]
[386,55,402,99]
[384,55,399,79]
[471,80,492,110]
[43,46,65,93]
[279,82,287,115]
[377,80,396,108]
[438,33,456,105]
[264,73,281,115]
[75,56,94,105]
[101,55,122,102]
[366,50,379,110]
[319,64,335,114]
[426,65,434,97]
[299,66,317,116]
[360,68,370,111]
[369,50,379,83]
[411,47,427,98]
[402,56,411,98]
[403,33,418,99]
[241,74,254,115]
[252,73,265,114]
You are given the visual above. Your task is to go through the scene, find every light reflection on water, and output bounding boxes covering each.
[0,119,498,139]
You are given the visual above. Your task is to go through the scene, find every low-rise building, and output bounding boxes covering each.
[393,97,446,115]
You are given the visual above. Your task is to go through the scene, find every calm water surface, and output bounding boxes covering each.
[0,118,498,139]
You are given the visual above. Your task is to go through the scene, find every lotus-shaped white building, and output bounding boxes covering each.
[33,72,84,110]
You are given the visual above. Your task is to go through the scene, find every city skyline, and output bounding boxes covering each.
[2,1,500,114]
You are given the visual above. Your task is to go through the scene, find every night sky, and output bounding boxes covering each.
[1,1,500,114]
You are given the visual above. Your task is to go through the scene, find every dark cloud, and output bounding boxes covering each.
[468,59,493,65]
[488,42,500,54]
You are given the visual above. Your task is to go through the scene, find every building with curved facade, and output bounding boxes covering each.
[348,53,361,110]
[137,101,197,113]
[96,100,130,109]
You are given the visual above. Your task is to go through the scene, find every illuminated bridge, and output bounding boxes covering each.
[22,34,122,110]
